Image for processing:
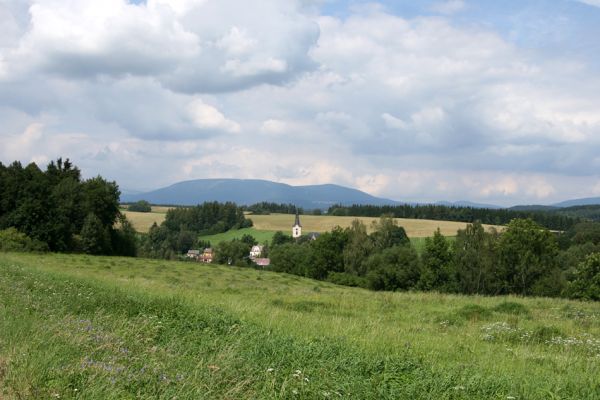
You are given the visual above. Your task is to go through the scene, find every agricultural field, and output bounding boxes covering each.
[1,252,599,399]
[121,207,169,232]
[124,207,500,238]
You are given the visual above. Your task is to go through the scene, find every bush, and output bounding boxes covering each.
[0,228,48,252]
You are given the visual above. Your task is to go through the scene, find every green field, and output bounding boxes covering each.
[1,252,599,399]
[198,227,279,245]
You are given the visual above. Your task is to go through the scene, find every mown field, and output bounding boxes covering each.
[120,207,171,233]
[123,207,500,239]
[1,252,599,399]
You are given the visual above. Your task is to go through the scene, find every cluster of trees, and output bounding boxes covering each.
[327,204,578,231]
[244,202,303,215]
[127,200,152,212]
[266,216,600,300]
[139,202,252,259]
[213,234,264,266]
[0,159,136,256]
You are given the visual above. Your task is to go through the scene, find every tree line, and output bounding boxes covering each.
[327,204,579,231]
[262,216,600,300]
[0,158,136,255]
[243,202,303,215]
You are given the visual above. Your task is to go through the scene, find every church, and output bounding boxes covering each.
[292,211,302,238]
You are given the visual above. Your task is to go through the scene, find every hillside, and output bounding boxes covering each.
[553,197,600,208]
[121,179,400,209]
[1,252,598,399]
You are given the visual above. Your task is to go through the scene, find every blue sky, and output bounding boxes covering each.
[1,0,599,205]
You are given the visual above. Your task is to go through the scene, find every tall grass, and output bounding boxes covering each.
[1,252,599,399]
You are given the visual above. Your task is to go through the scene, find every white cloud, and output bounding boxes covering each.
[1,1,599,205]
[187,99,240,133]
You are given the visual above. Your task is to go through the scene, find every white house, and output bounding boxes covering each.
[250,245,263,258]
[292,211,302,238]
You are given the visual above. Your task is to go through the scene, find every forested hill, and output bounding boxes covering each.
[121,179,400,209]
[327,204,579,231]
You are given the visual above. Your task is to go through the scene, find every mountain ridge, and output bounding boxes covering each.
[122,179,600,210]
[121,178,401,209]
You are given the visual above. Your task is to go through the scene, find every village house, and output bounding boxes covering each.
[249,245,263,259]
[253,258,270,267]
[200,248,213,263]
[307,232,321,241]
[186,249,200,260]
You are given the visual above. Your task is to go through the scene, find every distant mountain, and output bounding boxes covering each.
[552,197,600,208]
[509,205,559,212]
[435,200,502,209]
[121,179,401,209]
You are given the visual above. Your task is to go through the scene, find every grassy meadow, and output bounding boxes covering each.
[198,228,279,245]
[1,252,599,399]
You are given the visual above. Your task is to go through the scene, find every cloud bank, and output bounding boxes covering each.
[1,0,599,205]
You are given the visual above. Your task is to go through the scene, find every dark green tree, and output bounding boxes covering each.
[240,234,258,246]
[343,219,373,276]
[80,213,111,255]
[497,218,561,296]
[453,221,498,295]
[269,243,311,276]
[567,253,600,301]
[307,227,349,279]
[111,214,138,257]
[214,239,251,266]
[419,228,454,291]
[369,215,409,250]
[271,231,294,246]
[363,245,421,291]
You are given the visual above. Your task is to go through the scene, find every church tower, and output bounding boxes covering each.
[292,210,302,238]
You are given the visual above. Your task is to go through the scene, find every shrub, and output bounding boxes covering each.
[0,228,48,252]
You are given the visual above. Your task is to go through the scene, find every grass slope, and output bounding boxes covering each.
[198,228,278,245]
[1,252,599,399]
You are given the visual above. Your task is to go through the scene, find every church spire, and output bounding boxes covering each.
[292,209,302,238]
[293,210,302,227]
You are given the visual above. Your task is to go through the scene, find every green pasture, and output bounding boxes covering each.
[198,227,278,245]
[0,252,599,399]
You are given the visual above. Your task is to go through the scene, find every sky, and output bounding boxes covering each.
[1,0,600,206]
